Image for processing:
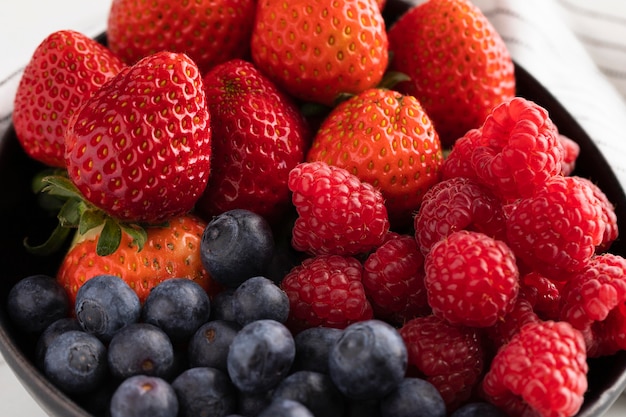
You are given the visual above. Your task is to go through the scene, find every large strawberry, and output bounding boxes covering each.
[56,214,218,305]
[250,0,389,107]
[107,0,256,74]
[387,0,515,147]
[195,59,310,224]
[306,88,444,228]
[64,51,212,226]
[12,30,125,167]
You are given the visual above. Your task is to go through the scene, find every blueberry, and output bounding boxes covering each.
[292,326,342,374]
[43,330,107,394]
[74,274,141,342]
[272,370,345,417]
[35,317,82,370]
[7,274,69,334]
[450,402,508,417]
[237,389,274,416]
[110,375,178,417]
[211,289,237,322]
[142,278,211,343]
[188,319,241,372]
[258,398,314,417]
[107,322,175,380]
[227,319,295,394]
[201,209,275,288]
[328,319,407,400]
[380,378,446,417]
[232,276,289,325]
[172,367,237,417]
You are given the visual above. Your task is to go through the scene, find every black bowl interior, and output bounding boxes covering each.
[1,1,626,415]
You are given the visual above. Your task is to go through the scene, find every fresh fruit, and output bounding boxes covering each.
[109,375,179,417]
[12,30,126,167]
[250,0,389,106]
[200,209,275,288]
[64,50,212,224]
[34,318,82,370]
[425,230,519,328]
[56,214,214,305]
[306,88,443,226]
[292,327,342,374]
[380,378,446,417]
[231,276,290,326]
[74,274,141,343]
[196,59,310,223]
[107,0,256,74]
[328,319,407,400]
[387,0,515,146]
[272,370,345,417]
[141,278,211,343]
[187,320,241,371]
[171,367,237,417]
[288,161,390,256]
[481,320,588,417]
[258,398,314,417]
[281,255,373,332]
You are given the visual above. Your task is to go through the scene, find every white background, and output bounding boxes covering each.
[1,0,626,416]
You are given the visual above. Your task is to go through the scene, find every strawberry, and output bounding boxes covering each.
[195,59,310,223]
[64,51,212,225]
[107,0,256,74]
[306,88,443,227]
[56,214,217,305]
[12,30,126,168]
[250,0,389,107]
[387,0,515,147]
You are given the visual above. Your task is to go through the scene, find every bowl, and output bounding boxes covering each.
[2,0,626,416]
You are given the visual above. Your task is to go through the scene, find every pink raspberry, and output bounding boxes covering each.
[399,315,485,410]
[362,235,430,324]
[484,297,539,351]
[424,230,519,328]
[506,175,605,282]
[288,161,390,256]
[519,271,562,321]
[280,255,373,333]
[441,128,482,181]
[414,176,507,256]
[575,176,618,253]
[558,133,580,176]
[482,320,588,417]
[471,97,564,201]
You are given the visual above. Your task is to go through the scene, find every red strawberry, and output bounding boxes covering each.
[56,214,218,305]
[196,59,310,223]
[307,88,444,227]
[288,161,390,257]
[107,0,256,74]
[64,51,212,225]
[387,0,515,146]
[250,0,389,107]
[12,30,125,167]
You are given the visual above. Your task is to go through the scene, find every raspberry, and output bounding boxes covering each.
[585,305,626,357]
[362,235,430,324]
[441,128,481,181]
[484,297,539,351]
[288,161,390,256]
[424,230,519,328]
[482,320,588,417]
[414,176,507,256]
[280,255,373,333]
[519,271,562,321]
[506,175,605,282]
[558,134,580,176]
[399,315,485,410]
[576,176,618,253]
[471,97,564,201]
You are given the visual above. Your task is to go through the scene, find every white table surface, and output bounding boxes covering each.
[1,0,626,416]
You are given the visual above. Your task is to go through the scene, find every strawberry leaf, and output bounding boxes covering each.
[23,223,72,256]
[120,223,148,252]
[58,199,82,228]
[40,175,84,200]
[377,70,411,90]
[96,218,122,257]
[79,209,106,236]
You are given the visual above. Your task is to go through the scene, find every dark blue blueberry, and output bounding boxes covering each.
[43,330,107,394]
[142,278,211,343]
[7,274,69,334]
[237,389,274,416]
[74,274,141,342]
[328,319,407,400]
[211,289,237,322]
[380,378,446,417]
[200,209,275,288]
[35,317,81,370]
[227,319,295,394]
[258,398,314,417]
[272,370,345,417]
[172,367,237,417]
[232,276,289,325]
[188,319,241,372]
[450,402,508,417]
[107,322,175,380]
[292,327,342,374]
[110,375,178,417]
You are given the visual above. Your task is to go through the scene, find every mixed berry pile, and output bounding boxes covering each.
[5,0,624,416]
